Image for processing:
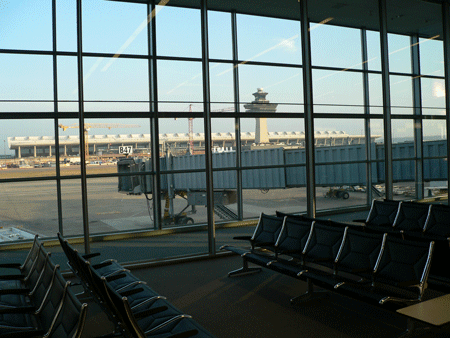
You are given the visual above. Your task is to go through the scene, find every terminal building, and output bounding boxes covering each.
[7,130,373,158]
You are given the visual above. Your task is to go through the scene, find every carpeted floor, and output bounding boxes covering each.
[126,255,450,338]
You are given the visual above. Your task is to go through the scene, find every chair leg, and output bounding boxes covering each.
[228,258,262,277]
[290,278,329,305]
[397,318,432,338]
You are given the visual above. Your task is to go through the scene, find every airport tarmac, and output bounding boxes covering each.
[1,166,369,239]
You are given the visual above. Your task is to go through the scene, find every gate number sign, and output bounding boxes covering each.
[119,146,133,155]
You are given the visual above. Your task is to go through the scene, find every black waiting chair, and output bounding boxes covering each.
[354,199,400,231]
[0,265,87,337]
[243,217,313,271]
[220,213,285,277]
[300,229,386,290]
[392,201,431,234]
[335,236,434,308]
[0,235,44,290]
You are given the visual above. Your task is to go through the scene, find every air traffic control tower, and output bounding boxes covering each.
[244,88,278,144]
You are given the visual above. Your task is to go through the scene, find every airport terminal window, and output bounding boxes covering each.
[156,5,202,58]
[61,179,84,237]
[421,78,446,116]
[366,30,382,72]
[389,75,414,115]
[208,11,233,61]
[56,0,77,53]
[0,54,54,113]
[312,69,364,113]
[209,63,235,110]
[57,56,79,112]
[82,57,150,112]
[387,33,412,75]
[368,74,383,114]
[1,0,449,251]
[311,24,362,70]
[0,0,52,51]
[82,0,148,55]
[238,65,303,111]
[420,38,444,77]
[157,60,203,113]
[236,14,302,65]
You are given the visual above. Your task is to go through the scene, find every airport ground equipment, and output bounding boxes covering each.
[324,187,350,199]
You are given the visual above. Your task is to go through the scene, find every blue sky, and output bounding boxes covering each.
[0,0,447,155]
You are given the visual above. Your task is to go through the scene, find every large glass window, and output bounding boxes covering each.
[82,0,148,55]
[1,0,448,257]
[236,14,302,65]
[0,0,53,51]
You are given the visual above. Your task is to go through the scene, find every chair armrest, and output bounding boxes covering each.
[233,236,252,241]
[308,257,333,263]
[82,252,101,259]
[0,263,22,269]
[134,305,168,319]
[349,268,372,274]
[0,305,35,314]
[0,275,24,280]
[165,329,198,338]
[277,249,302,255]
[255,242,274,248]
[120,287,144,297]
[93,260,115,270]
[397,280,420,288]
[105,273,127,282]
[0,288,30,295]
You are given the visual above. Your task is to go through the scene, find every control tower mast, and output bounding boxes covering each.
[243,88,278,144]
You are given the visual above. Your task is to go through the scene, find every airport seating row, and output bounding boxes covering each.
[57,233,216,338]
[354,199,450,241]
[221,213,435,311]
[0,235,87,337]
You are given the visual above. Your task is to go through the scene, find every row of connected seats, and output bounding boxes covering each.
[355,199,450,241]
[353,199,450,284]
[220,212,435,310]
[57,233,216,338]
[0,235,88,337]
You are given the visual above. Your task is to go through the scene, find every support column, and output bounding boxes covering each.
[76,0,90,254]
[442,3,450,194]
[361,29,373,204]
[34,146,37,158]
[201,0,216,255]
[300,0,316,217]
[18,146,21,158]
[378,0,393,200]
[411,35,424,200]
[149,1,162,230]
[231,10,243,220]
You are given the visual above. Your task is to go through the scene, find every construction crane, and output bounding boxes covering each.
[188,104,194,155]
[58,123,140,160]
[187,105,235,155]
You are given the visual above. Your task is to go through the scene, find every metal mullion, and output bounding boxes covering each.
[148,2,162,231]
[52,0,64,236]
[300,0,315,218]
[443,3,450,197]
[76,0,90,254]
[411,34,424,200]
[361,29,373,204]
[231,10,243,221]
[200,0,215,255]
[378,0,393,200]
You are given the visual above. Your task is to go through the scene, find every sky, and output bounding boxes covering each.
[0,0,447,155]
